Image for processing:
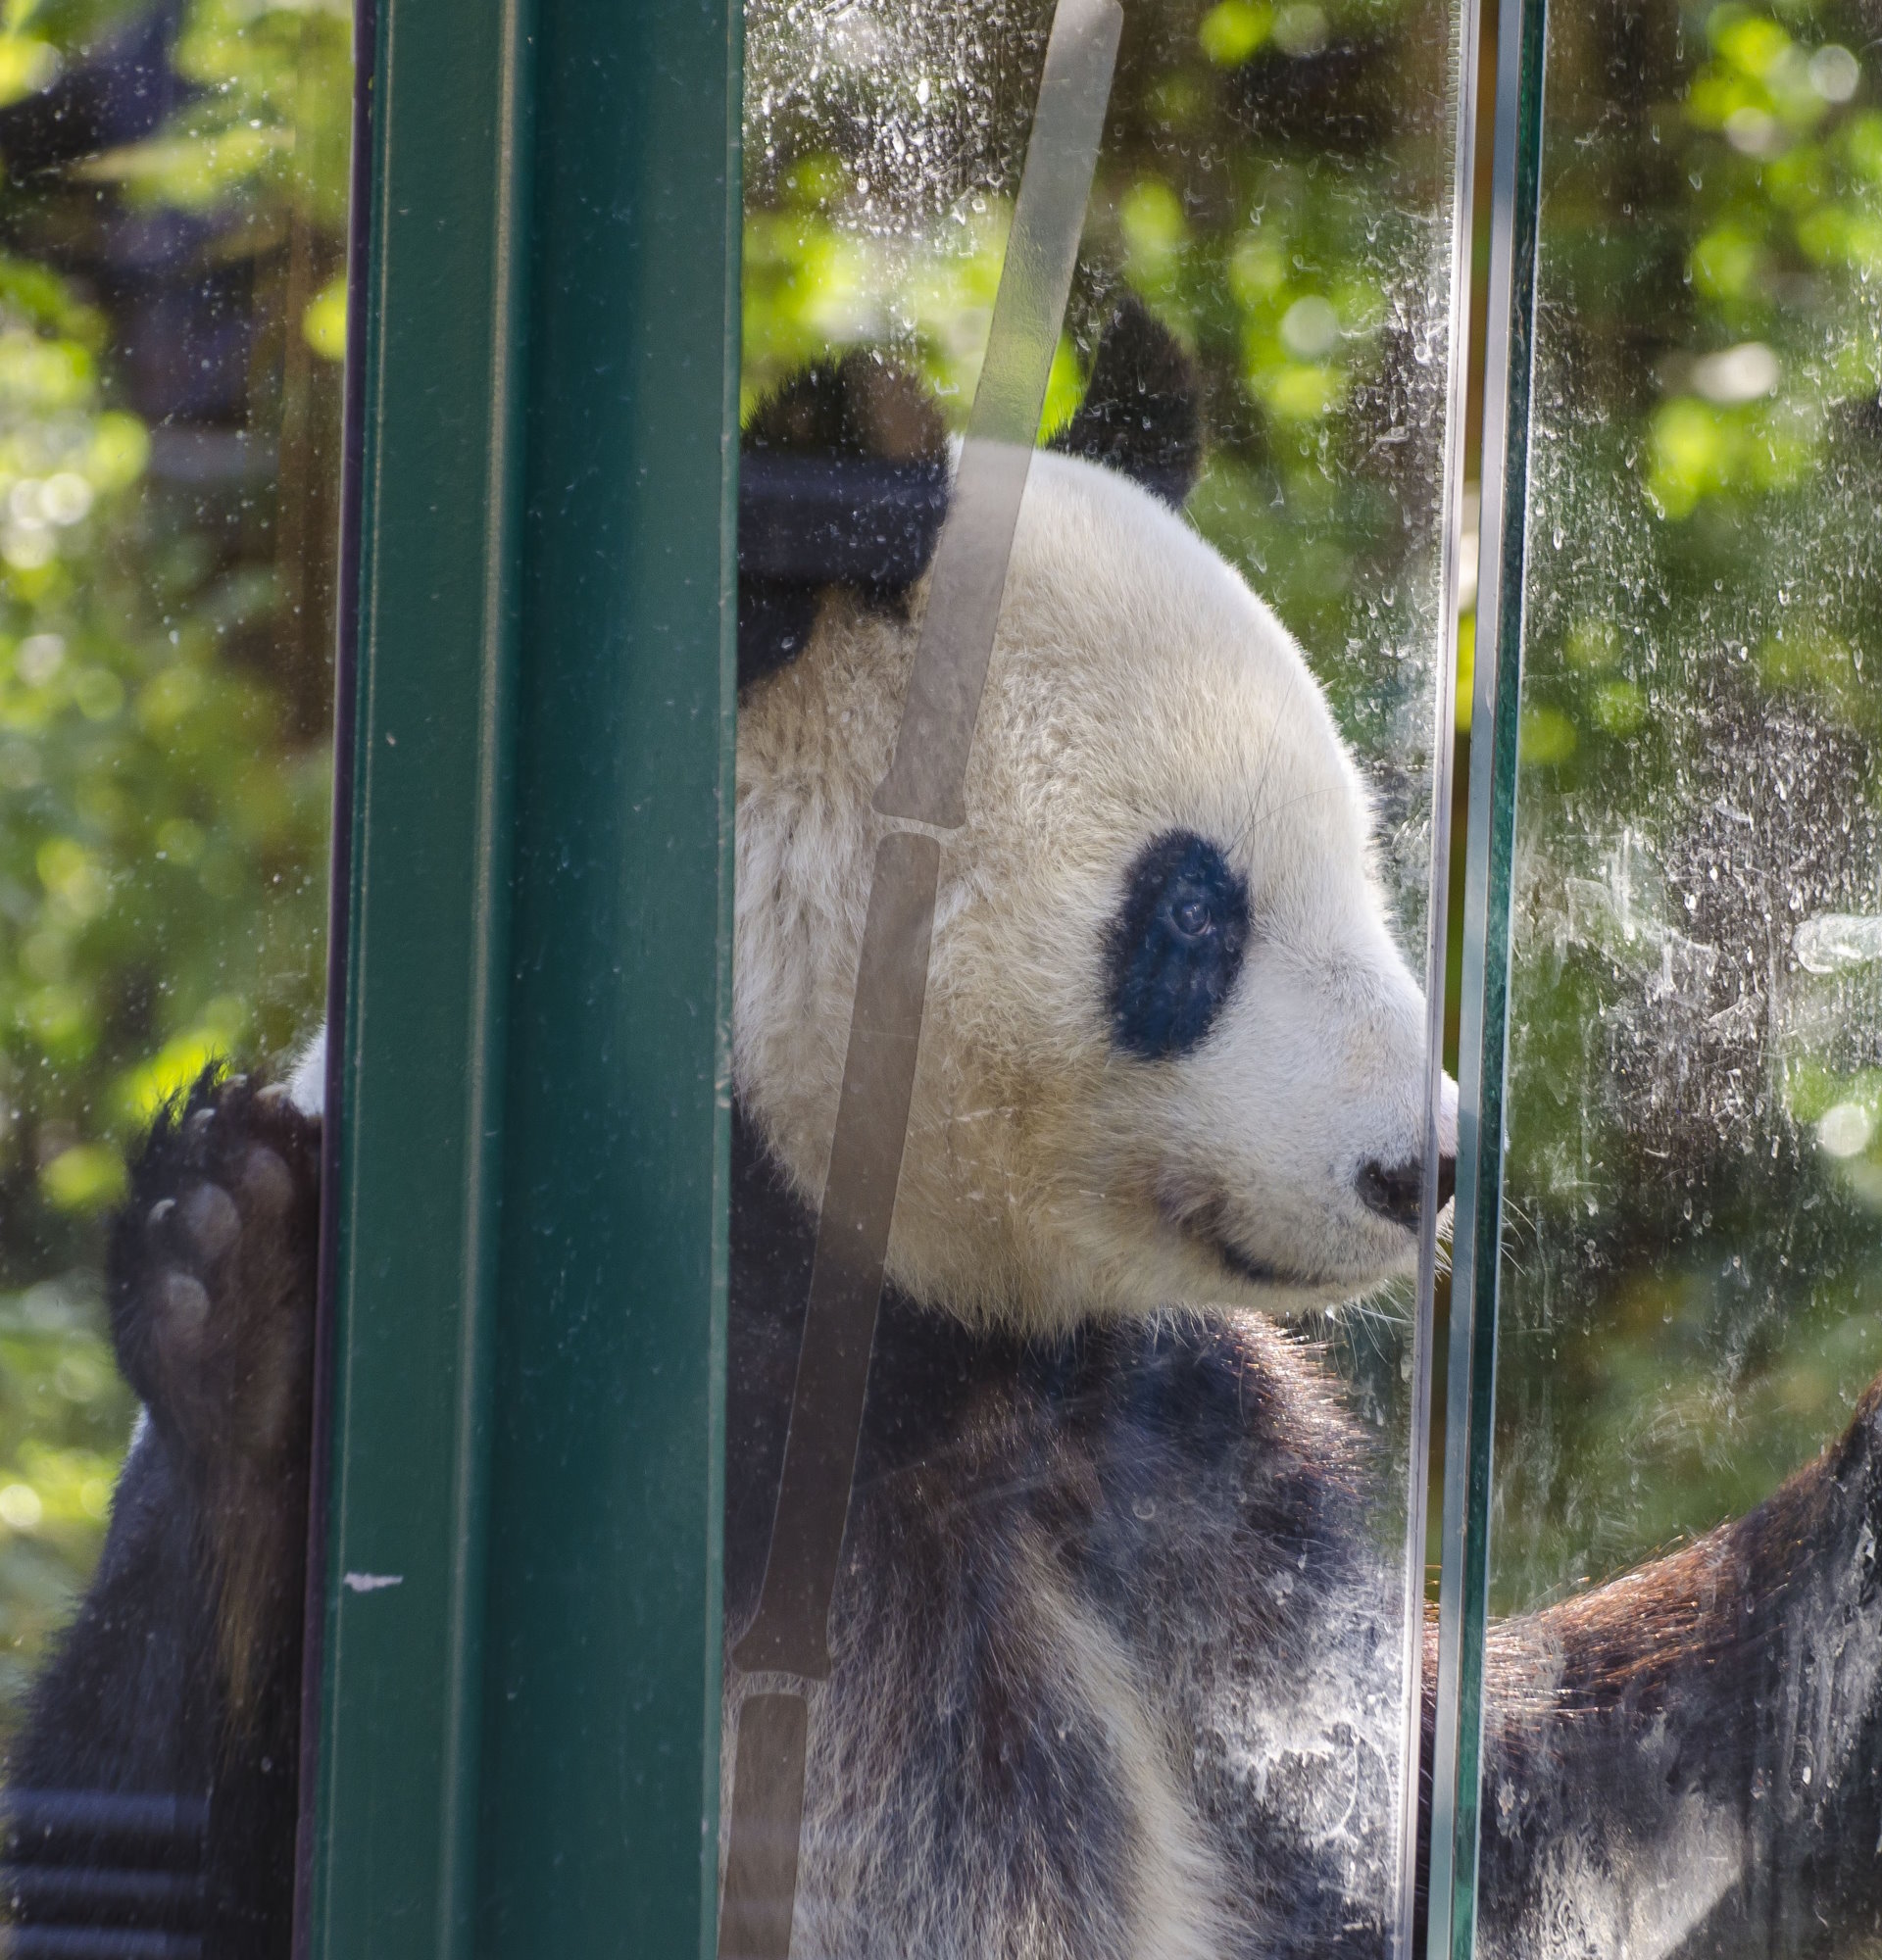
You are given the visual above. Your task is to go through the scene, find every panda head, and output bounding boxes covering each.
[735,302,1455,1334]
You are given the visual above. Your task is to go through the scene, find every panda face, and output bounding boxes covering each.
[733,442,1455,1334]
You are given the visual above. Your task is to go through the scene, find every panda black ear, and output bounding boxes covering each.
[1052,297,1203,508]
[738,352,950,693]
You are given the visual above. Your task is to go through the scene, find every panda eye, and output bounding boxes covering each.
[1106,830,1250,1060]
[1170,895,1212,939]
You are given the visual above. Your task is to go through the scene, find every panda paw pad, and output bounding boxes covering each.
[110,1066,322,1472]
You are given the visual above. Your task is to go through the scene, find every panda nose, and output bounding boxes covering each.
[1355,1152,1457,1231]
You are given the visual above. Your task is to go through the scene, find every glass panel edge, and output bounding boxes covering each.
[1425,0,1546,1951]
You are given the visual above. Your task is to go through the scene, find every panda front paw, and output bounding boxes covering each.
[108,1066,322,1482]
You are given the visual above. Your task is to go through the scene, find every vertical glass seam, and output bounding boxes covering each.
[1426,0,1546,1950]
[1393,0,1486,1942]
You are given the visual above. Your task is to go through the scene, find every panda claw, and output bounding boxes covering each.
[147,1195,176,1235]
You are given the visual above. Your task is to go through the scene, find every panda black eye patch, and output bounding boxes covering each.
[1106,830,1250,1060]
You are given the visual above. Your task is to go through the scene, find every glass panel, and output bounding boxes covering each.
[726,0,1473,1945]
[0,0,351,1949]
[1454,0,1882,1946]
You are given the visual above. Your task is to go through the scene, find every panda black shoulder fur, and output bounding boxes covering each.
[17,302,1882,1959]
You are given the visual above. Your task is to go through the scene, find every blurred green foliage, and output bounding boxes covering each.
[1486,0,1882,1610]
[0,0,344,1725]
[105,0,351,228]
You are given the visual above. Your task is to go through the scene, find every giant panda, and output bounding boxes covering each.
[12,302,1882,1960]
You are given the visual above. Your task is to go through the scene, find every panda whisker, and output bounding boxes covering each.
[1239,776,1349,831]
[1238,780,1345,843]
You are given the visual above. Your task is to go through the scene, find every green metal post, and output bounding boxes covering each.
[475,0,739,1947]
[311,0,738,1948]
[310,0,530,1948]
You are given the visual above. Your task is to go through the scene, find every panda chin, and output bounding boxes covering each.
[1203,1229,1315,1293]
[1156,1181,1335,1296]
[1151,1175,1416,1306]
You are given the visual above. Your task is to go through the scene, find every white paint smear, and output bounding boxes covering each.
[1796,913,1882,975]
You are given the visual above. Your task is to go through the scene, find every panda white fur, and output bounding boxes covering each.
[20,304,1882,1960]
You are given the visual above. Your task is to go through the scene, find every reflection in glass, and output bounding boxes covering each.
[1463,0,1882,1947]
[728,0,1469,1947]
[0,0,348,1949]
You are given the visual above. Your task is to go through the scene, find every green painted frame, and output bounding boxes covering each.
[307,0,739,1950]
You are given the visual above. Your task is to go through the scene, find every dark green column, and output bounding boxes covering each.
[311,0,737,1948]
[475,0,739,1947]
